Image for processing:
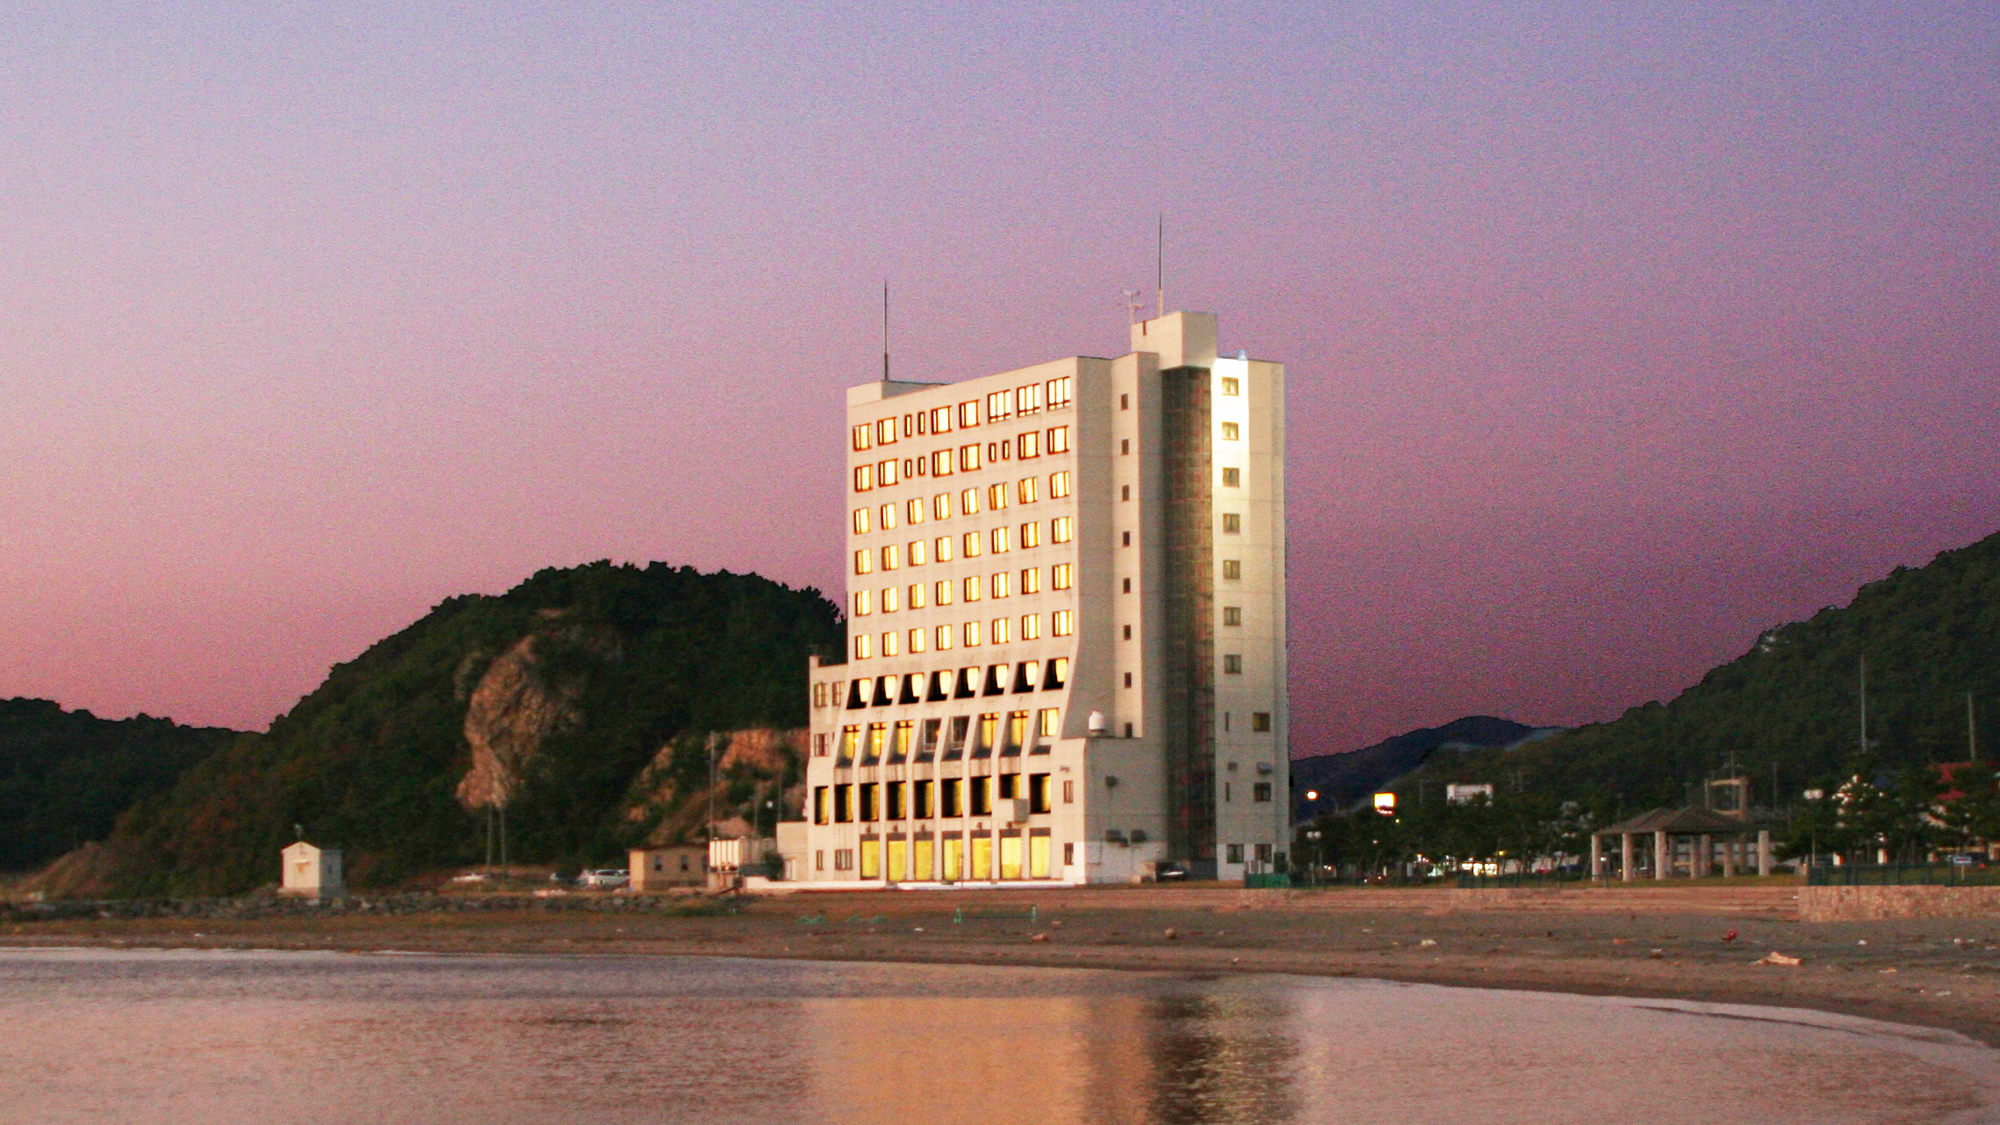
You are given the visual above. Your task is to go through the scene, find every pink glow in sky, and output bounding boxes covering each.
[2,5,1996,753]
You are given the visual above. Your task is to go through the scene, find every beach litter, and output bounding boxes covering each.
[1758,951,1802,966]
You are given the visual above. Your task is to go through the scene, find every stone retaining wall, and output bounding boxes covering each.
[0,892,734,925]
[1799,885,2000,922]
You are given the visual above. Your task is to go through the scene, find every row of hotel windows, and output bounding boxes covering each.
[855,520,1071,574]
[855,428,1069,492]
[814,771,1062,824]
[852,378,1074,452]
[818,828,1060,881]
[853,610,1073,659]
[814,659,1068,711]
[819,709,1062,761]
[855,475,1069,534]
[855,565,1070,616]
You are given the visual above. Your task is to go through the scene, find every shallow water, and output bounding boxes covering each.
[0,948,1996,1124]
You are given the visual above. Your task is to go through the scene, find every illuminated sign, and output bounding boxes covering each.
[1372,792,1396,814]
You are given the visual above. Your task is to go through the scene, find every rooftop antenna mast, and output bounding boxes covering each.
[882,279,890,381]
[1156,212,1165,319]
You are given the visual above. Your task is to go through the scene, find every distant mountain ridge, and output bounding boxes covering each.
[0,699,238,872]
[1291,716,1559,822]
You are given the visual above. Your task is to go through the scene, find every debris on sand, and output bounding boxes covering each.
[1030,933,1048,943]
[1721,930,1738,943]
[1758,951,1802,966]
[1163,927,1178,940]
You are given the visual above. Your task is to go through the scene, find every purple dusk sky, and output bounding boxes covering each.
[2,4,1995,754]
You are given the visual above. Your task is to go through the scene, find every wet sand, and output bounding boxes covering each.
[8,881,2000,1046]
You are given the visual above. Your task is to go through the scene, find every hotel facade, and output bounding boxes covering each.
[802,311,1287,884]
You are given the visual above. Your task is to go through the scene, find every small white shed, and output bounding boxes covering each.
[280,841,344,901]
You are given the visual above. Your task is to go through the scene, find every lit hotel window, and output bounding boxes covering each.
[935,579,954,605]
[964,575,982,602]
[1020,521,1040,548]
[962,531,982,558]
[909,582,926,609]
[1047,426,1069,453]
[1052,610,1074,636]
[1049,471,1070,498]
[1052,564,1072,590]
[1221,422,1239,441]
[1223,559,1241,579]
[936,624,954,650]
[1221,376,1239,396]
[880,503,897,530]
[1051,516,1073,543]
[1222,467,1240,487]
[1221,514,1240,534]
[854,549,874,575]
[934,492,952,519]
[852,424,873,451]
[958,400,979,428]
[853,590,872,616]
[935,535,953,563]
[854,465,873,492]
[960,487,980,515]
[1223,606,1241,626]
[907,498,925,524]
[854,634,872,659]
[883,631,900,657]
[1021,614,1041,640]
[964,620,982,646]
[991,571,1010,598]
[910,539,927,566]
[1020,567,1040,594]
[852,508,870,534]
[991,617,1010,644]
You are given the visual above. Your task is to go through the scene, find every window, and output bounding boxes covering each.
[914,779,933,818]
[931,449,954,477]
[834,848,854,871]
[986,441,1001,463]
[816,849,825,871]
[1020,613,1040,640]
[1222,467,1240,487]
[1223,559,1242,580]
[834,784,852,822]
[853,590,872,616]
[962,530,982,558]
[1049,471,1071,498]
[878,459,899,486]
[882,544,900,570]
[990,526,1010,554]
[1020,567,1040,594]
[1037,708,1059,737]
[935,578,954,605]
[881,585,899,612]
[1121,577,1129,593]
[867,722,887,758]
[882,631,899,657]
[909,539,927,566]
[852,508,871,534]
[907,498,925,525]
[859,784,878,821]
[1224,654,1243,674]
[1121,531,1130,547]
[854,464,873,492]
[930,406,953,433]
[1051,516,1072,543]
[1223,606,1242,626]
[1221,421,1240,441]
[941,778,963,818]
[854,550,874,576]
[1063,779,1074,804]
[1018,477,1038,504]
[958,400,980,428]
[1048,657,1068,686]
[1047,377,1072,408]
[814,786,829,823]
[964,575,982,601]
[1221,376,1239,396]
[1122,624,1131,640]
[1053,564,1072,590]
[1047,426,1070,453]
[852,424,873,451]
[1029,773,1051,814]
[991,570,1010,598]
[959,444,982,472]
[909,582,927,609]
[970,776,992,816]
[909,627,926,653]
[1121,484,1130,501]
[960,488,980,515]
[1222,513,1241,534]
[964,620,982,645]
[1052,609,1074,636]
[1120,438,1129,455]
[934,535,953,563]
[1226,843,1243,864]
[876,418,898,445]
[1119,393,1130,410]
[934,493,952,519]
[1254,783,1273,803]
[886,781,905,820]
[987,483,1009,510]
[1015,519,1041,549]
[1017,431,1039,459]
[878,503,896,530]
[1253,711,1272,732]
[935,623,954,650]
[987,389,1014,420]
[839,725,859,761]
[1018,383,1043,414]
[991,616,1010,644]
[998,773,1018,800]
[813,684,826,708]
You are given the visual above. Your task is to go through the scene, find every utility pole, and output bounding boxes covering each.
[1971,693,1980,763]
[1859,655,1869,757]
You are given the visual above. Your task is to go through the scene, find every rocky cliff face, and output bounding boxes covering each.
[624,727,808,846]
[455,616,619,810]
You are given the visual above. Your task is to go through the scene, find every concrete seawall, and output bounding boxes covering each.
[1799,885,2000,921]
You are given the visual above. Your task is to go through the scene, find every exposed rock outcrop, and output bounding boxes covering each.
[455,617,618,809]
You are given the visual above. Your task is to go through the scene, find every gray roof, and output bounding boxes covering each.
[1598,807,1755,835]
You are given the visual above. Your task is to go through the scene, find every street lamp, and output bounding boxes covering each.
[1305,829,1323,887]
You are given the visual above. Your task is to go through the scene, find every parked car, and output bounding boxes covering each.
[1154,861,1188,882]
[577,868,629,889]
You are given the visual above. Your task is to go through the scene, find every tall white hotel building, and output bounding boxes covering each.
[802,311,1286,884]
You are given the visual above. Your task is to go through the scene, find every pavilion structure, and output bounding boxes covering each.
[1590,807,1773,881]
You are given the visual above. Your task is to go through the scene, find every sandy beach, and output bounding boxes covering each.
[9,881,1999,1047]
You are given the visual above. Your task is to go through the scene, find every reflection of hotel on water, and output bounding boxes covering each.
[801,310,1290,885]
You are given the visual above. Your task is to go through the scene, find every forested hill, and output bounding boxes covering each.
[0,700,238,872]
[82,562,843,897]
[1402,529,2000,808]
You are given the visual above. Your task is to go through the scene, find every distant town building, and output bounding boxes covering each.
[1445,783,1494,805]
[629,845,708,891]
[801,310,1289,884]
[707,837,775,889]
[279,841,343,901]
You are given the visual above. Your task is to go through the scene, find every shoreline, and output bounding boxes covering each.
[7,883,1999,1047]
